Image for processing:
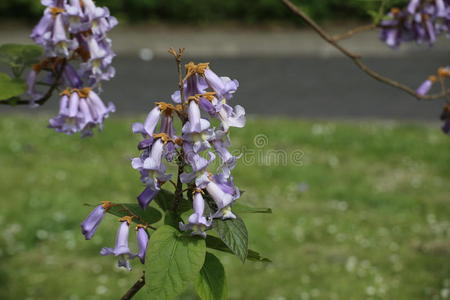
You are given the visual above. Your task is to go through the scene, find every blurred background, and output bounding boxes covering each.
[0,0,449,299]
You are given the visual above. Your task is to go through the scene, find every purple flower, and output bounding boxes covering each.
[416,75,437,95]
[132,133,173,208]
[52,14,73,57]
[80,201,111,240]
[180,190,211,238]
[204,69,239,101]
[63,63,83,88]
[197,93,245,131]
[100,216,136,271]
[212,131,240,176]
[30,10,54,45]
[407,0,421,14]
[136,225,149,264]
[182,99,214,152]
[133,105,162,137]
[205,174,240,220]
[180,147,215,184]
[49,88,115,136]
[136,185,160,209]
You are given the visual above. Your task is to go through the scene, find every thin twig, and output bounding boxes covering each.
[0,59,67,106]
[332,23,377,41]
[281,0,450,101]
[120,273,145,300]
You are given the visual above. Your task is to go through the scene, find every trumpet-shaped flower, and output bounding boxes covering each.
[100,216,136,271]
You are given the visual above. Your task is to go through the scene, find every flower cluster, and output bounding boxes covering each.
[380,0,450,48]
[28,0,117,136]
[80,202,149,270]
[132,62,245,238]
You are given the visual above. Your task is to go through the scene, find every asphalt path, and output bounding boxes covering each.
[1,53,448,120]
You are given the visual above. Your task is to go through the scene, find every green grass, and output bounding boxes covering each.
[0,115,449,300]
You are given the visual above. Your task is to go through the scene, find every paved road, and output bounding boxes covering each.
[2,53,448,120]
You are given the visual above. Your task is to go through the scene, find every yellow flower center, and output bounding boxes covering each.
[119,216,134,224]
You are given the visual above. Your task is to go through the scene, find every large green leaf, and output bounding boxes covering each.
[146,225,206,300]
[214,216,248,263]
[205,235,271,263]
[0,73,26,100]
[85,203,162,225]
[195,252,227,300]
[232,203,272,214]
[0,44,43,67]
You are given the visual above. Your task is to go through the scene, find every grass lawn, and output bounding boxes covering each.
[0,115,449,300]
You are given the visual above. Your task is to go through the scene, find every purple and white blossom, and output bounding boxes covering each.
[129,61,246,237]
[416,75,437,95]
[49,88,115,136]
[100,217,136,271]
[80,201,111,240]
[380,0,450,48]
[180,190,211,238]
[136,225,149,264]
[28,0,117,135]
[131,132,173,208]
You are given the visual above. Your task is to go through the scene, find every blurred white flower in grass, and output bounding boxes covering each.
[36,229,49,240]
[96,285,108,295]
[311,123,335,136]
[345,256,357,273]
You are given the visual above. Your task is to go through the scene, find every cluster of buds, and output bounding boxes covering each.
[132,61,245,238]
[28,0,117,135]
[380,0,450,48]
[80,202,149,270]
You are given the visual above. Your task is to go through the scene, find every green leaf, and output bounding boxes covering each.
[146,225,206,300]
[0,73,26,100]
[195,252,227,300]
[205,236,271,263]
[232,203,272,214]
[164,211,183,228]
[154,189,192,213]
[0,44,43,67]
[86,203,162,225]
[214,216,248,263]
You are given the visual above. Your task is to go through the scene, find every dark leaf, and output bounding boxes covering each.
[154,189,191,213]
[195,252,227,300]
[232,202,272,214]
[205,235,271,262]
[214,216,248,263]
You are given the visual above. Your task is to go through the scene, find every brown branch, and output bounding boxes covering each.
[168,48,187,213]
[0,59,67,106]
[120,273,145,300]
[281,0,450,101]
[332,23,377,41]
